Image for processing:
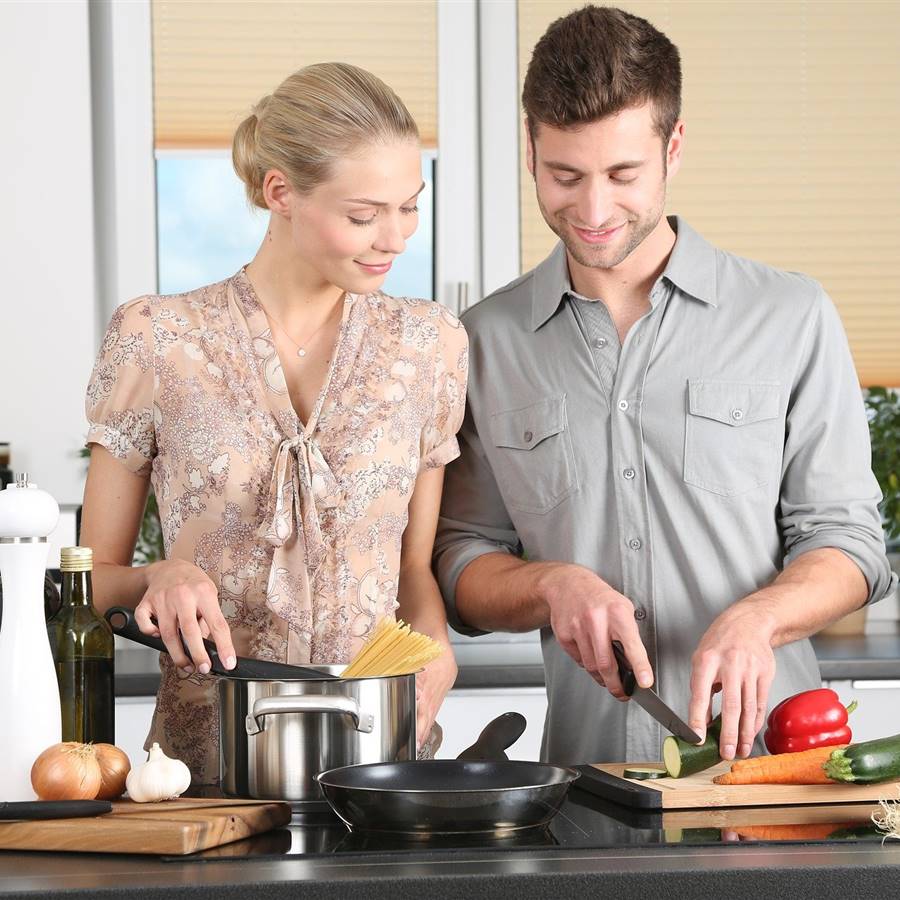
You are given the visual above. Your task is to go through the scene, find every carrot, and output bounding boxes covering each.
[732,823,851,841]
[729,744,848,772]
[712,745,842,785]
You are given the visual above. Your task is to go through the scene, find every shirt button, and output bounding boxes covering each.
[731,408,744,422]
[617,399,629,411]
[592,337,608,349]
[629,538,642,550]
[623,467,636,480]
[634,608,647,621]
[524,430,533,442]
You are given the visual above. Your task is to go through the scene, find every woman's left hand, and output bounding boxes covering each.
[415,646,458,750]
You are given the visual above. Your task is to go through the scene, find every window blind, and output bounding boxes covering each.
[151,0,437,149]
[518,1,900,386]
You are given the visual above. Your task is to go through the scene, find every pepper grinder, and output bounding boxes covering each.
[0,473,61,801]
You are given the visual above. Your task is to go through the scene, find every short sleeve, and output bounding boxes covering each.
[85,297,157,476]
[420,307,469,471]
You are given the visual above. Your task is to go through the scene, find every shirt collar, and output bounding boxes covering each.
[530,215,718,332]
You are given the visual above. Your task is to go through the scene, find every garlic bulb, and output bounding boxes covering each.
[125,743,192,803]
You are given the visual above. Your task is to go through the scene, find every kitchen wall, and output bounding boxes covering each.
[0,0,96,505]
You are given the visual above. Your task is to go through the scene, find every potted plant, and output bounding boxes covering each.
[866,386,900,557]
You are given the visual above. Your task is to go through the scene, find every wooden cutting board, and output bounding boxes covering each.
[0,798,292,855]
[575,760,900,810]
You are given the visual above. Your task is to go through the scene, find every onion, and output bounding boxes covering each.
[31,742,102,800]
[94,744,131,800]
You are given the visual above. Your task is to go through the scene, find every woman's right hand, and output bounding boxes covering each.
[134,559,237,674]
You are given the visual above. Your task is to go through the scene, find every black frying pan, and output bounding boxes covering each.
[316,712,579,835]
[105,606,337,681]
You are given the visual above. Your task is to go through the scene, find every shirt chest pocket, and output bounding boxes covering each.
[489,395,578,514]
[684,380,781,498]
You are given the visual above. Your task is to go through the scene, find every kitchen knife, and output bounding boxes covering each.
[0,800,112,820]
[105,606,337,681]
[611,641,703,744]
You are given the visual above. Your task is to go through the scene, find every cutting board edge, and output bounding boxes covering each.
[0,800,292,855]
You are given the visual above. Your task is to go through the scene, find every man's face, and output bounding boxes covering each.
[527,105,683,271]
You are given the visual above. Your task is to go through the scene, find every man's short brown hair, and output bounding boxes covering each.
[522,5,682,144]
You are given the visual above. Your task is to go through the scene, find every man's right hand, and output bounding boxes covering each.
[134,559,237,675]
[536,562,653,700]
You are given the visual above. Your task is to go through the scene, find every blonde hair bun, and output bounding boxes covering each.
[232,63,418,210]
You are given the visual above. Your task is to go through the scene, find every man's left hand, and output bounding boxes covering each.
[415,647,458,751]
[688,601,777,760]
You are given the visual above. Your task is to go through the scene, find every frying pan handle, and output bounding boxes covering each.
[246,695,376,736]
[458,712,526,760]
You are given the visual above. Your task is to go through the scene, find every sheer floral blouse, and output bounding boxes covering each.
[85,269,468,782]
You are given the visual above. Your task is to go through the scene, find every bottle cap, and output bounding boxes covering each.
[60,546,93,572]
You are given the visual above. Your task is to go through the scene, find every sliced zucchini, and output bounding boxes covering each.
[663,716,722,779]
[623,766,667,780]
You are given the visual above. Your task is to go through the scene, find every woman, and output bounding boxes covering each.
[81,63,467,783]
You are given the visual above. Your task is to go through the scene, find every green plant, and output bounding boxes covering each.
[865,387,900,546]
[78,448,164,564]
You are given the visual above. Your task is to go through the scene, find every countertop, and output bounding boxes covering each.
[114,624,900,696]
[1,836,900,899]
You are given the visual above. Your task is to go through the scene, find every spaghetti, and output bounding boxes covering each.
[341,618,444,678]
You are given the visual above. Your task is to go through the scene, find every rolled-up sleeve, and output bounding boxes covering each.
[434,404,522,636]
[779,281,896,604]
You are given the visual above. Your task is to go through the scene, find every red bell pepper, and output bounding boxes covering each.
[764,688,857,755]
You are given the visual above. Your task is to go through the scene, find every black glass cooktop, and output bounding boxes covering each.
[171,784,888,862]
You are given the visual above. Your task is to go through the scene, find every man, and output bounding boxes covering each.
[434,4,896,766]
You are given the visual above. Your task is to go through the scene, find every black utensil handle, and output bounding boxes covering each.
[459,712,527,761]
[105,606,232,675]
[611,640,636,696]
[0,800,112,820]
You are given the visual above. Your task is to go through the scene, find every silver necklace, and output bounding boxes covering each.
[261,294,344,358]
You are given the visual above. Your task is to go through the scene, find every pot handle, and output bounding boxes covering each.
[246,695,376,735]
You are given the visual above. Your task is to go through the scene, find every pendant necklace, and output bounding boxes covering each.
[260,293,344,358]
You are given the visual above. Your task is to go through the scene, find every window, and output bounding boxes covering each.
[151,0,437,299]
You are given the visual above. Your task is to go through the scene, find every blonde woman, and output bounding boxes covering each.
[81,63,467,783]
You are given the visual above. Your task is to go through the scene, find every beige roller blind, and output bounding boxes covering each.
[152,0,437,148]
[518,1,900,386]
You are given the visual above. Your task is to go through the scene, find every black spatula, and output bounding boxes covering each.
[106,606,337,681]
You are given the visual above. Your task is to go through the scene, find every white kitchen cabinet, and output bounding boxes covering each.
[114,696,155,769]
[824,680,900,743]
[435,687,548,760]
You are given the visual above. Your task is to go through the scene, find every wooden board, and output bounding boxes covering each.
[575,760,900,810]
[0,798,292,856]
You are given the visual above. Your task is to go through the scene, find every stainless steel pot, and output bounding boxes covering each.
[218,665,416,804]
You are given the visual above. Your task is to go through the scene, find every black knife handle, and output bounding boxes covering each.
[611,640,637,696]
[0,800,112,820]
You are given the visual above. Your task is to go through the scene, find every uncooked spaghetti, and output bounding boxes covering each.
[341,618,443,678]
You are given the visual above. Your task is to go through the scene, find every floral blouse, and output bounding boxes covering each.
[86,269,468,782]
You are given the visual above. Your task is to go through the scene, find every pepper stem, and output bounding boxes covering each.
[846,699,858,716]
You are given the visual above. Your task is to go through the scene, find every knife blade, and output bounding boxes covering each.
[611,641,703,744]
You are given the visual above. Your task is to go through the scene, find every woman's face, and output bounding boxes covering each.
[283,140,424,294]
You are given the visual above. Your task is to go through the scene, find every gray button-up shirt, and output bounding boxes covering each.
[435,216,896,766]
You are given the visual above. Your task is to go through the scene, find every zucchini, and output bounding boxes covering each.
[823,733,900,784]
[663,716,722,779]
[623,766,667,780]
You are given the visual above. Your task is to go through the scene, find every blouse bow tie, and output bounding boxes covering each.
[258,434,342,572]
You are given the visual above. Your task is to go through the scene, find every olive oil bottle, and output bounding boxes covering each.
[47,547,114,743]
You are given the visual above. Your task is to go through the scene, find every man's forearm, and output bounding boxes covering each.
[725,548,869,648]
[454,552,569,632]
